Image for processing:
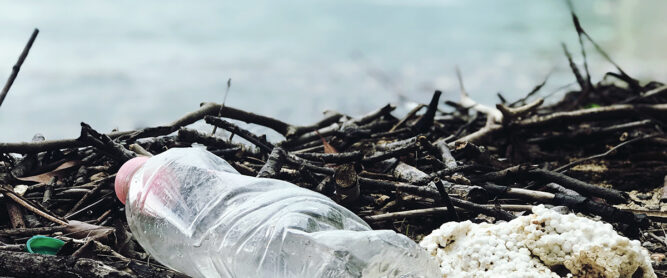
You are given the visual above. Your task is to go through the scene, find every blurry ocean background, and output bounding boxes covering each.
[0,0,665,142]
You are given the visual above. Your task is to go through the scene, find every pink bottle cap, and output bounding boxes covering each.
[115,156,150,204]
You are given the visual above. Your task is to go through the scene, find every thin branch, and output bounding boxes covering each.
[509,71,551,107]
[553,133,661,173]
[365,205,532,222]
[562,43,587,93]
[514,103,667,128]
[205,116,274,153]
[0,186,68,225]
[211,78,232,135]
[568,6,594,94]
[433,178,459,221]
[390,104,425,132]
[0,225,66,237]
[0,28,39,108]
[411,90,441,133]
[0,103,292,153]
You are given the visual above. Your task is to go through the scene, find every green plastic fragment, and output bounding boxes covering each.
[26,235,65,255]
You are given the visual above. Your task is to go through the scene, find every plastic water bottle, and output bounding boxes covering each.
[114,147,440,278]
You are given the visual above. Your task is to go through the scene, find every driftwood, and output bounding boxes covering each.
[0,250,187,278]
[1,13,666,277]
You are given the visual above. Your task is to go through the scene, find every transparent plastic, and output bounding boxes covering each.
[123,147,440,278]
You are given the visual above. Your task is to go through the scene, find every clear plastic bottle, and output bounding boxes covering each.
[114,147,440,278]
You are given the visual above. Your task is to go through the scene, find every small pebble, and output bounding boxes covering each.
[13,184,29,196]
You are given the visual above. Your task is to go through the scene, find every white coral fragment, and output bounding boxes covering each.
[419,205,655,278]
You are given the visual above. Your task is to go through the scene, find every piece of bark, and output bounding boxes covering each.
[257,147,286,178]
[334,164,360,203]
[375,135,419,151]
[0,250,134,278]
[41,177,56,209]
[392,162,431,185]
[5,196,26,229]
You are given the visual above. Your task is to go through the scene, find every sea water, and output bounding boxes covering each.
[0,0,665,142]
